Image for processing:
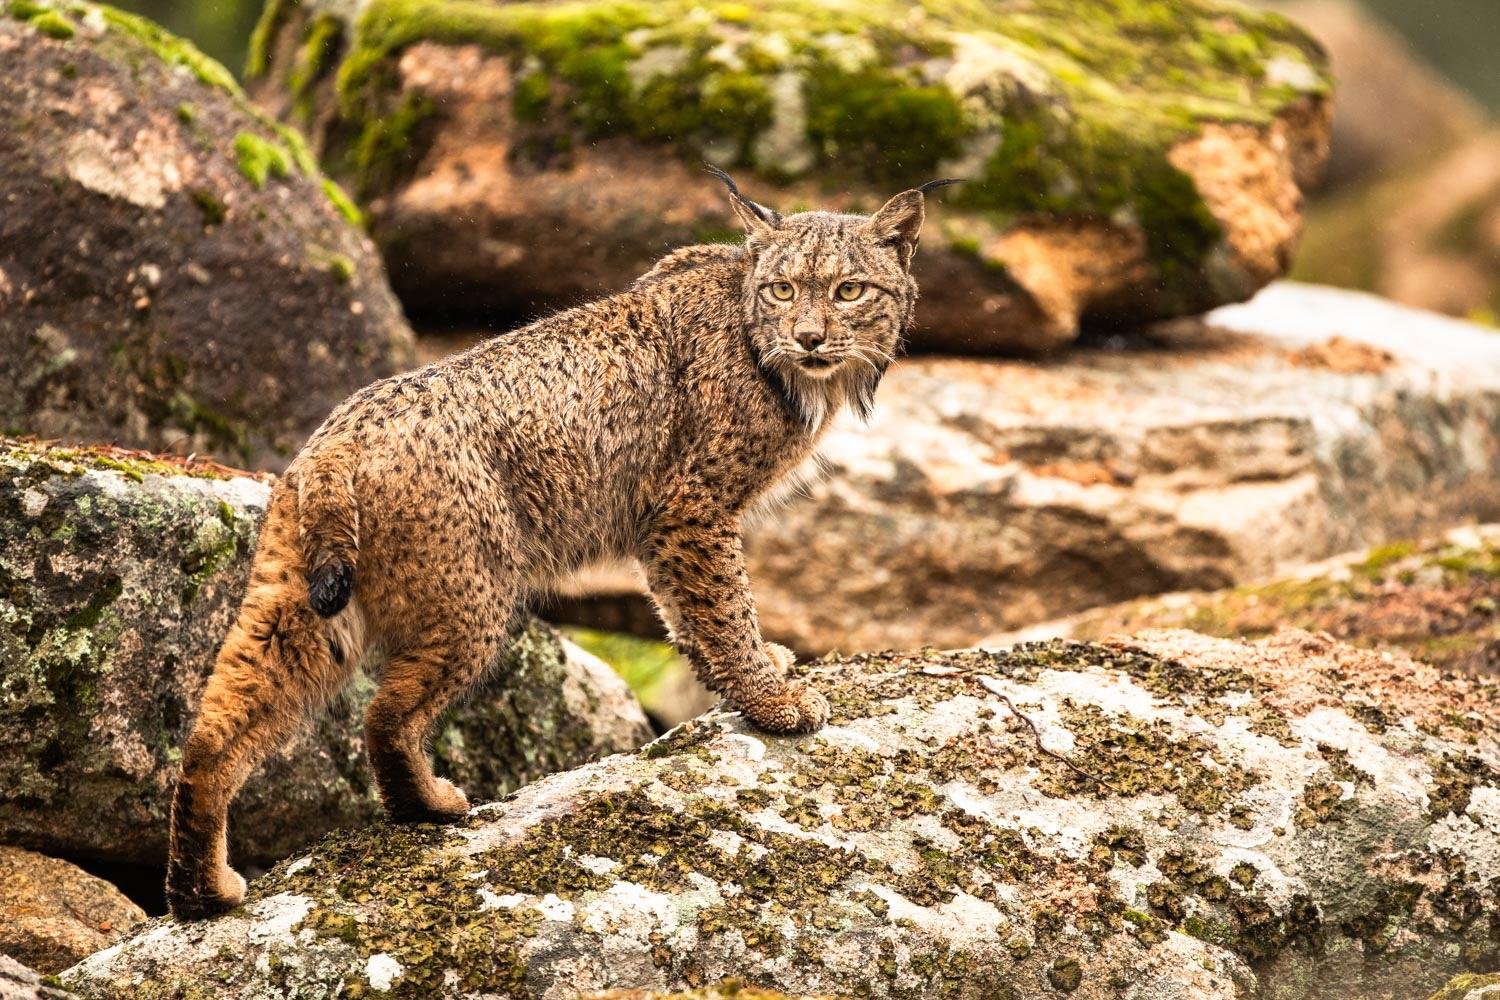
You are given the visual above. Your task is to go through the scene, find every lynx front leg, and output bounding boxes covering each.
[643,514,828,734]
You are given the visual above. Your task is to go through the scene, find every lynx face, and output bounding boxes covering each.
[708,168,940,426]
[743,212,916,390]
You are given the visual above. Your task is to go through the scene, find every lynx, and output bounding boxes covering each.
[166,169,949,918]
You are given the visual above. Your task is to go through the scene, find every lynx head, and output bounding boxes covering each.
[708,167,954,428]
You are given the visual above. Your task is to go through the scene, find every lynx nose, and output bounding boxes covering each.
[793,325,826,351]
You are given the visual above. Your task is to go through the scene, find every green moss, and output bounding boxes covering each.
[288,13,342,119]
[320,177,363,226]
[179,500,246,606]
[189,188,226,225]
[62,574,122,630]
[233,130,293,188]
[244,0,285,79]
[29,8,75,38]
[3,442,231,481]
[349,90,435,196]
[6,0,49,19]
[175,102,197,124]
[510,70,551,123]
[804,65,966,183]
[85,3,239,93]
[1428,974,1500,1000]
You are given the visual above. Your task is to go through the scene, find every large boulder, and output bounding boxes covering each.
[999,525,1500,675]
[64,630,1499,998]
[0,439,652,867]
[0,847,145,975]
[553,284,1500,655]
[247,0,1331,352]
[0,1,415,470]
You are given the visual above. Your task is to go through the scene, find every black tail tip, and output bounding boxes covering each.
[307,560,354,618]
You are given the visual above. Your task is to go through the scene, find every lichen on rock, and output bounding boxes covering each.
[64,630,1498,999]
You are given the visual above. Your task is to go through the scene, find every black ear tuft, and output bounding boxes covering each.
[917,178,963,196]
[704,163,781,234]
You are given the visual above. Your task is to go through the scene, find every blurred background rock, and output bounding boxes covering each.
[111,0,1500,327]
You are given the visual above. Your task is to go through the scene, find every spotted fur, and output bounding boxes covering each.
[165,174,939,918]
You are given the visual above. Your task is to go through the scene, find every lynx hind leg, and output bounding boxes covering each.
[167,515,359,918]
[365,620,506,824]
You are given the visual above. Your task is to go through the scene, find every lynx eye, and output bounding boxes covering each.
[835,280,866,302]
[767,281,796,302]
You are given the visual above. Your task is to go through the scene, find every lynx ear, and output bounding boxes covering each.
[864,178,960,270]
[704,164,781,237]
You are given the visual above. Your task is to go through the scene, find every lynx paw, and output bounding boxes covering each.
[167,864,246,921]
[743,680,830,735]
[388,777,470,824]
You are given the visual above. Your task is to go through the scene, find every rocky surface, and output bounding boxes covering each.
[999,525,1500,676]
[0,0,414,470]
[65,630,1499,998]
[0,956,74,1000]
[583,988,816,1000]
[551,284,1500,655]
[248,0,1330,352]
[0,847,145,975]
[0,438,652,867]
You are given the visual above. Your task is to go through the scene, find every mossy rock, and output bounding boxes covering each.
[1428,973,1500,1000]
[247,0,1331,352]
[0,438,651,868]
[1035,524,1500,675]
[64,630,1499,999]
[0,0,414,470]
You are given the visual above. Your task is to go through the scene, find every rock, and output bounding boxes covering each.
[552,284,1500,655]
[583,988,819,1000]
[0,956,74,1000]
[0,438,652,867]
[996,525,1500,675]
[0,847,145,975]
[247,0,1330,352]
[1429,974,1500,1000]
[1271,0,1484,190]
[1292,130,1500,324]
[63,631,1500,998]
[0,1,415,470]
